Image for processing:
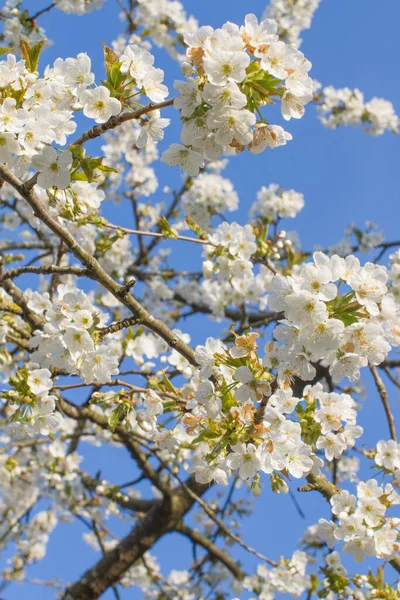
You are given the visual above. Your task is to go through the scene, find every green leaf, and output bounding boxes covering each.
[191,429,221,444]
[338,312,359,326]
[160,373,177,394]
[78,156,117,183]
[29,40,46,72]
[245,60,261,76]
[19,38,46,73]
[108,62,125,90]
[71,171,88,181]
[108,405,125,432]
[95,162,118,175]
[158,217,178,239]
[19,38,31,69]
[0,46,12,57]
[185,216,207,239]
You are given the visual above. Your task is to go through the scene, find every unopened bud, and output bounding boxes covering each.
[270,473,289,494]
[251,474,262,497]
[202,260,214,279]
[181,61,194,76]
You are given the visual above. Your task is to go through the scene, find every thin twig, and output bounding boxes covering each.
[70,99,174,146]
[139,439,278,567]
[27,2,56,21]
[104,222,212,246]
[1,265,89,281]
[370,364,397,441]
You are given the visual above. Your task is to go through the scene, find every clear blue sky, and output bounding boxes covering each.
[3,1,400,598]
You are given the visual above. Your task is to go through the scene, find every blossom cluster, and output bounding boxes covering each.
[185,333,363,492]
[133,0,198,60]
[176,218,294,317]
[4,367,62,438]
[162,13,314,175]
[0,41,170,192]
[28,285,120,385]
[180,168,239,230]
[375,439,400,486]
[250,183,305,220]
[175,221,264,316]
[55,0,104,16]
[243,551,310,598]
[1,0,48,49]
[317,86,399,135]
[2,0,104,51]
[3,511,57,580]
[317,479,400,563]
[326,220,385,257]
[263,0,321,47]
[268,251,396,384]
[0,2,399,596]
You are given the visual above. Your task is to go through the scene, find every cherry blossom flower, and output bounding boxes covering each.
[80,86,122,123]
[31,146,73,190]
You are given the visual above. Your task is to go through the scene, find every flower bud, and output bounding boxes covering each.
[270,473,289,494]
[202,260,214,279]
[181,61,194,76]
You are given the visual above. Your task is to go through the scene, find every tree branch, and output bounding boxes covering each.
[370,364,397,441]
[1,265,90,281]
[70,99,174,146]
[62,475,208,599]
[80,472,156,513]
[175,522,245,581]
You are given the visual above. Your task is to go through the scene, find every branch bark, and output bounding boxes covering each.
[63,476,208,600]
[370,364,397,441]
[175,522,245,580]
[70,99,174,146]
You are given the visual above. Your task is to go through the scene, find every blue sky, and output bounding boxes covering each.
[2,1,400,598]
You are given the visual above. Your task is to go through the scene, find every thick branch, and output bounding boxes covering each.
[0,275,44,330]
[175,523,245,581]
[63,475,208,600]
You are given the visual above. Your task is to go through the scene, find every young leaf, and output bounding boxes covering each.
[103,42,119,75]
[0,46,12,57]
[19,38,46,73]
